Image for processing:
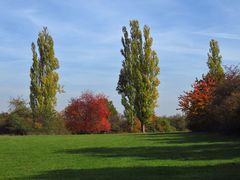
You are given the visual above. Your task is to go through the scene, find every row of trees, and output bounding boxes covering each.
[3,19,239,135]
[179,40,240,134]
[28,20,161,134]
[0,93,187,134]
[0,21,162,134]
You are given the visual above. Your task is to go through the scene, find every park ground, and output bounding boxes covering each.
[0,132,240,179]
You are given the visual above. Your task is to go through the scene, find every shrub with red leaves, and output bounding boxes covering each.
[64,91,111,133]
[178,75,216,131]
[178,75,216,117]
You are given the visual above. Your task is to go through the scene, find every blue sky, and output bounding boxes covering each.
[1,0,240,115]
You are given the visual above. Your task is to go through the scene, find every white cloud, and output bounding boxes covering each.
[193,31,240,41]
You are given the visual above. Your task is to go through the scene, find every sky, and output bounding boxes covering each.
[1,0,240,115]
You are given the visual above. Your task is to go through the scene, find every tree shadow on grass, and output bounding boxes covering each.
[57,133,240,161]
[57,142,240,161]
[17,163,240,180]
[134,132,240,146]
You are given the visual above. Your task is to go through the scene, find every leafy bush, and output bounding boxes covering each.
[1,97,34,135]
[169,114,188,131]
[108,114,128,133]
[107,100,130,133]
[209,66,240,134]
[33,112,68,135]
[146,115,179,132]
[178,75,216,132]
[156,117,175,132]
[4,113,33,135]
[0,113,9,134]
[64,91,111,134]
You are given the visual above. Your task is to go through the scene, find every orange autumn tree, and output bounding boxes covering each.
[178,75,216,131]
[64,91,111,134]
[178,39,224,131]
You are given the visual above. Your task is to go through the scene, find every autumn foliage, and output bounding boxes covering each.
[178,76,216,131]
[179,76,215,117]
[64,92,111,134]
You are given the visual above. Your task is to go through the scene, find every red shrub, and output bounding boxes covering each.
[64,91,111,133]
[178,76,216,131]
[178,76,215,117]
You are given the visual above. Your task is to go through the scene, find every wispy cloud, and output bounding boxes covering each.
[153,31,207,56]
[193,31,240,41]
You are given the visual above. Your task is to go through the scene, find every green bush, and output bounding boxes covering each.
[147,116,177,133]
[169,114,188,131]
[0,97,68,135]
[108,114,129,133]
[147,115,189,133]
[156,117,176,132]
[46,113,68,134]
[32,112,68,135]
[0,113,9,134]
[4,113,33,135]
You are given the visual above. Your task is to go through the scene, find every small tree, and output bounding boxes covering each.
[64,91,111,134]
[5,97,33,135]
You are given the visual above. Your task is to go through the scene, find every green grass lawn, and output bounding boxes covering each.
[0,132,240,180]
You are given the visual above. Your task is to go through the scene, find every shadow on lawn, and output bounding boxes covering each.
[56,133,240,161]
[136,132,240,144]
[17,163,240,180]
[59,143,240,161]
[13,133,240,180]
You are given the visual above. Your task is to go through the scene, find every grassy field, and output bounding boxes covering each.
[0,132,240,180]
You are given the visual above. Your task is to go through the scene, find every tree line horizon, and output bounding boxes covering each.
[1,19,240,134]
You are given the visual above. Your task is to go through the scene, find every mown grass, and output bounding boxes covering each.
[0,132,240,179]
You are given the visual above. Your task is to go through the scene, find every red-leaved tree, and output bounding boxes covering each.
[178,76,216,131]
[64,91,111,133]
[179,76,215,116]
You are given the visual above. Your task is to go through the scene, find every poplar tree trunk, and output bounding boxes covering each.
[141,123,145,133]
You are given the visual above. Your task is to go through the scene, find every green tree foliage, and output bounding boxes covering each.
[30,42,39,120]
[168,114,188,131]
[0,112,9,134]
[117,20,160,133]
[117,25,135,130]
[107,100,118,116]
[4,97,33,135]
[107,100,124,132]
[30,27,62,127]
[146,115,187,132]
[207,39,224,81]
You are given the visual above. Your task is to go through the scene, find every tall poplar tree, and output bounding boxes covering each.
[30,43,39,120]
[117,26,135,130]
[207,39,224,81]
[117,20,160,133]
[30,27,62,127]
